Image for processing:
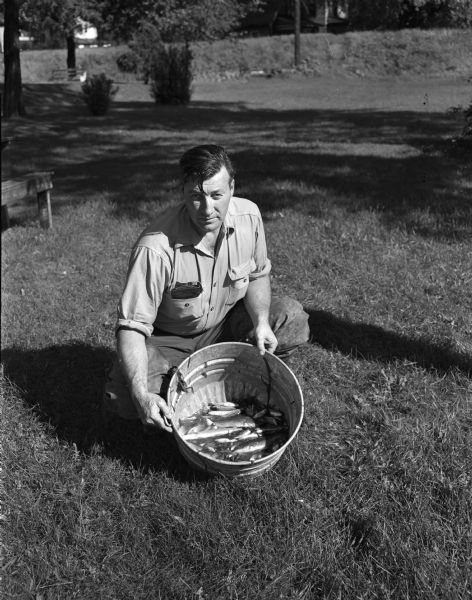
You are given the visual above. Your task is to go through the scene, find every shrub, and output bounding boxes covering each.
[149,43,193,105]
[116,50,139,74]
[81,73,118,116]
[129,23,164,84]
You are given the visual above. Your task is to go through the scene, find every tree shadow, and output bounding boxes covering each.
[307,308,472,376]
[1,83,470,240]
[0,342,210,482]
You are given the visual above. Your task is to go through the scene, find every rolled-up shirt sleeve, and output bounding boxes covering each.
[249,210,272,281]
[116,246,170,337]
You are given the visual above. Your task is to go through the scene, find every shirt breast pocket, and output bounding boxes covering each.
[169,295,204,322]
[226,259,255,306]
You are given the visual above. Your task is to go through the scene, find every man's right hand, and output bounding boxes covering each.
[133,391,173,432]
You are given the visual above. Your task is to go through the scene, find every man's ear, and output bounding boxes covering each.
[230,178,235,195]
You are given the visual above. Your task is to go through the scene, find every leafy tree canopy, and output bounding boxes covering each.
[94,0,264,44]
[348,0,472,30]
[17,0,472,50]
[21,0,103,48]
[18,0,264,47]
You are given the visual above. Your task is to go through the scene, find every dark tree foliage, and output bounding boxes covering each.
[98,0,264,44]
[347,0,472,30]
[96,0,157,44]
[21,0,102,74]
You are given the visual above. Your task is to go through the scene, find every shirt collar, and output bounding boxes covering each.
[224,201,236,233]
[173,200,236,250]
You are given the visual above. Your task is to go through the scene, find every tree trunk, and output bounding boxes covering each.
[3,0,26,118]
[322,0,329,32]
[294,0,301,68]
[67,34,76,79]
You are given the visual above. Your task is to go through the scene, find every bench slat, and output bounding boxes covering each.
[1,172,54,206]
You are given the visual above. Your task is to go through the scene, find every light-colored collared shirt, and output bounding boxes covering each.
[116,196,271,337]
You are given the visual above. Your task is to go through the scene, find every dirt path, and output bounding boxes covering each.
[190,75,471,112]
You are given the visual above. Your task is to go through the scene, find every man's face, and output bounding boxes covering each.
[183,166,234,236]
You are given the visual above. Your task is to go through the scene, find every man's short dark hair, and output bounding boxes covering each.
[179,145,235,186]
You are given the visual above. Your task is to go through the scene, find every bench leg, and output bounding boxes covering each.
[1,204,10,231]
[37,189,52,228]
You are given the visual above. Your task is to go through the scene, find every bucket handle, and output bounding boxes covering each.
[162,366,193,428]
[263,352,272,409]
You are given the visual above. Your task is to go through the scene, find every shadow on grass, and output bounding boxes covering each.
[0,342,209,482]
[2,83,470,240]
[307,309,472,376]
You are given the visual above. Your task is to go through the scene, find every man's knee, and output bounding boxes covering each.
[270,295,310,356]
[145,339,171,393]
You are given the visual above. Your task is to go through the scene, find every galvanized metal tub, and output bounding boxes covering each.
[167,342,304,477]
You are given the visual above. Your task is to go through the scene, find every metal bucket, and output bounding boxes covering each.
[167,342,304,477]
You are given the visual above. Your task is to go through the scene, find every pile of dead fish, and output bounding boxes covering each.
[178,398,289,462]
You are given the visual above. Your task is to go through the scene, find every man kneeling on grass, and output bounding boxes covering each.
[104,144,310,432]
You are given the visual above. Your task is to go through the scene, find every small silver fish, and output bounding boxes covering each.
[207,409,241,418]
[178,416,201,433]
[233,429,260,441]
[210,402,239,410]
[183,422,206,435]
[263,416,280,426]
[179,415,199,425]
[270,440,284,452]
[213,437,235,444]
[253,408,267,419]
[212,416,257,429]
[200,445,217,453]
[226,450,264,462]
[249,452,264,462]
[185,426,241,440]
[230,438,268,454]
[186,440,210,454]
[185,417,214,435]
[244,404,255,417]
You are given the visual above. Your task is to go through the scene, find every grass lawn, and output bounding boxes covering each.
[1,74,471,599]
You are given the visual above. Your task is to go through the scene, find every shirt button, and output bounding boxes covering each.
[213,283,216,287]
[210,307,214,311]
[185,303,189,307]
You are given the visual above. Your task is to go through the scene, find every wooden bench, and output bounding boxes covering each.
[50,68,86,82]
[1,172,54,230]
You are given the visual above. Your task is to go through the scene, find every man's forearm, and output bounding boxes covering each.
[116,329,149,400]
[243,275,271,327]
[116,328,172,429]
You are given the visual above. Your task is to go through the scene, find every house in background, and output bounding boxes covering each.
[237,0,349,36]
[0,12,35,52]
[312,0,349,32]
[74,17,98,48]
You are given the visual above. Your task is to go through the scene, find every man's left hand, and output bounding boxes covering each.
[251,321,278,355]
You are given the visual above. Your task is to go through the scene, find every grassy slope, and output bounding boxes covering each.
[1,50,472,600]
[193,28,472,79]
[7,28,472,83]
